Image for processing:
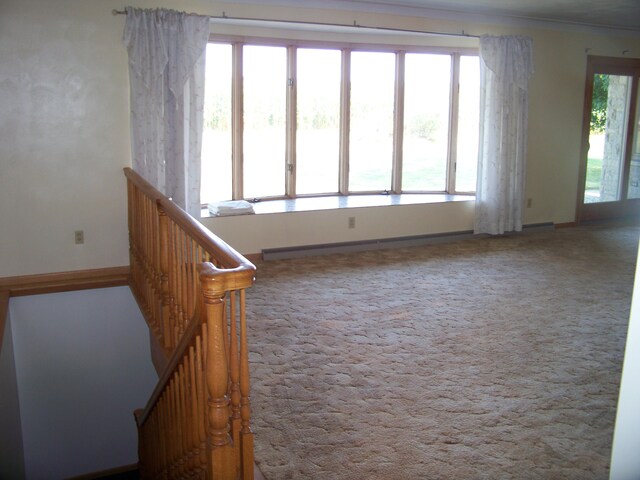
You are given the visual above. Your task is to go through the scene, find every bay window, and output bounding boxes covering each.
[202,39,479,204]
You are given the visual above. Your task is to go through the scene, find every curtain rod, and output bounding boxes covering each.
[111,9,480,39]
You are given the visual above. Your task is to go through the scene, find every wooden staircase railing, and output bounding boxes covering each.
[125,167,256,479]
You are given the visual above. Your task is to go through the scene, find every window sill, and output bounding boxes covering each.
[201,193,475,218]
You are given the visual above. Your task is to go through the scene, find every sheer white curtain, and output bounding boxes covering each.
[123,7,210,217]
[474,35,534,235]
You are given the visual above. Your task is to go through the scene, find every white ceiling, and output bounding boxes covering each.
[352,0,640,31]
[235,0,640,33]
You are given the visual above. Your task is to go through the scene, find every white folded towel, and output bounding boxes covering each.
[208,200,255,217]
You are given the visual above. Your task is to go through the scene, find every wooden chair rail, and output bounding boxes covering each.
[125,167,256,479]
[0,267,130,297]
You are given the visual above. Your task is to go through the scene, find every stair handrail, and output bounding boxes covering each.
[124,167,256,479]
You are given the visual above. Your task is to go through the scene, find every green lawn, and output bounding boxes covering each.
[585,156,603,191]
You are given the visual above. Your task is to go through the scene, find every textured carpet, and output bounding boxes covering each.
[246,224,639,480]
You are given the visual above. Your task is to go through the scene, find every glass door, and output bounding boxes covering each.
[578,57,640,222]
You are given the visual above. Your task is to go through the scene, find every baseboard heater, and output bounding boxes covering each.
[261,222,555,261]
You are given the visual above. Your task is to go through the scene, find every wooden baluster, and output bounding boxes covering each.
[156,409,164,479]
[170,222,180,351]
[143,196,150,310]
[165,382,174,479]
[239,288,255,479]
[179,227,186,343]
[170,227,178,350]
[147,409,157,479]
[186,239,196,324]
[185,358,196,478]
[147,197,157,331]
[177,230,187,347]
[159,396,170,480]
[151,200,158,325]
[164,219,173,350]
[229,291,242,474]
[176,374,185,479]
[170,379,180,480]
[221,296,229,371]
[163,382,175,478]
[176,370,186,479]
[178,362,189,478]
[188,346,198,477]
[196,329,208,477]
[158,207,172,353]
[201,266,235,479]
[139,195,149,319]
[174,370,183,479]
[127,179,134,285]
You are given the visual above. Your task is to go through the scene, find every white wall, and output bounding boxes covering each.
[0,0,132,277]
[0,311,26,480]
[1,0,639,269]
[9,286,158,480]
[204,200,476,254]
[610,239,640,479]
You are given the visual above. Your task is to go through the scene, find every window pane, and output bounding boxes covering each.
[402,54,451,191]
[296,49,341,195]
[585,74,631,203]
[628,85,640,200]
[455,55,480,193]
[349,52,395,192]
[201,43,232,203]
[243,46,286,199]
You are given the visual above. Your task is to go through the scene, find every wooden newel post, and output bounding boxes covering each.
[200,264,236,479]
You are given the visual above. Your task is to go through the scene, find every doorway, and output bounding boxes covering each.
[577,56,640,222]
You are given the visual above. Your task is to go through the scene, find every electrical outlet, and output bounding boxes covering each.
[526,198,532,208]
[75,230,84,245]
[348,217,356,229]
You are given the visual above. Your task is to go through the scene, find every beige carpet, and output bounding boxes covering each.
[246,223,639,479]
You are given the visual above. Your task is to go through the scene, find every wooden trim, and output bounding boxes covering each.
[338,49,351,195]
[555,222,578,229]
[0,266,130,297]
[244,253,263,264]
[232,44,245,200]
[65,463,138,480]
[286,45,297,197]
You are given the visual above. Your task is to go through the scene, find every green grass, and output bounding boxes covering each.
[585,156,603,191]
